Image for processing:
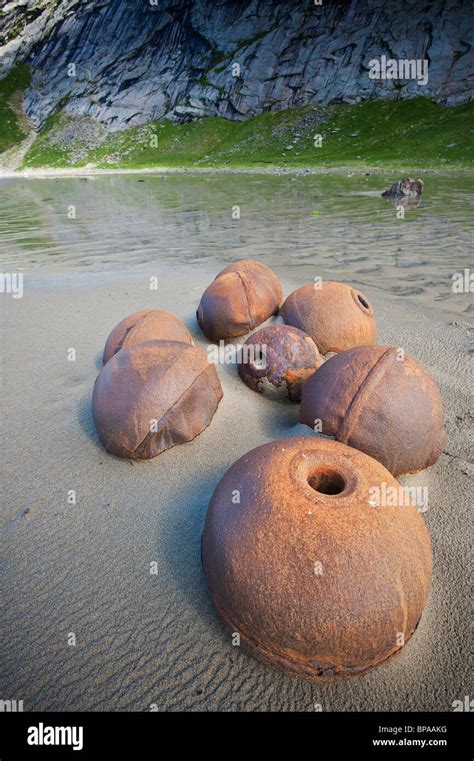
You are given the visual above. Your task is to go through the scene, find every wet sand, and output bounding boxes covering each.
[1,264,472,711]
[1,172,473,317]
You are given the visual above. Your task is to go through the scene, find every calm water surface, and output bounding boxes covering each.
[0,172,473,314]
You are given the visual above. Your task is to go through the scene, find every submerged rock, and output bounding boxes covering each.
[383,195,422,210]
[382,178,424,198]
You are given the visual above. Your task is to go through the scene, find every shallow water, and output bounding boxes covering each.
[0,171,473,314]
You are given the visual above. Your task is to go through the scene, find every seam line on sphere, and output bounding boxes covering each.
[116,320,141,353]
[132,363,211,457]
[285,292,303,328]
[233,271,252,332]
[336,347,394,444]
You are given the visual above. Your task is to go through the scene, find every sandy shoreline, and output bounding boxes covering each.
[1,264,472,711]
[1,165,473,180]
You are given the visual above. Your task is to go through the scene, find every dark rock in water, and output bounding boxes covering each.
[382,178,424,198]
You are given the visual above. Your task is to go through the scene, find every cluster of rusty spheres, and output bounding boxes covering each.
[93,259,446,680]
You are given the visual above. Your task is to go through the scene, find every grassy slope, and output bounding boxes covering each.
[18,96,474,170]
[0,64,31,152]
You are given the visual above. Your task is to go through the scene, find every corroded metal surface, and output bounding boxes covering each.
[103,309,193,364]
[202,436,432,679]
[279,281,376,354]
[237,324,321,401]
[93,340,222,459]
[196,259,282,341]
[300,345,446,476]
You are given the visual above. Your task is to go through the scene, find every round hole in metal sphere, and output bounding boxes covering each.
[307,467,346,496]
[201,436,432,680]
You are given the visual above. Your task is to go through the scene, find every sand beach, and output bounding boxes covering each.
[1,214,472,709]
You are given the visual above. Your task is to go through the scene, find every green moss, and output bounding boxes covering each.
[20,113,60,167]
[21,112,105,168]
[21,97,474,170]
[302,98,473,168]
[235,25,279,51]
[89,117,238,169]
[0,63,31,152]
[207,49,227,70]
[196,74,226,93]
[0,63,31,99]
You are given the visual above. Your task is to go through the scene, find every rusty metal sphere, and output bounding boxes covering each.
[93,340,222,459]
[300,346,446,476]
[202,436,432,679]
[197,259,282,341]
[237,324,321,401]
[280,281,376,354]
[103,309,193,364]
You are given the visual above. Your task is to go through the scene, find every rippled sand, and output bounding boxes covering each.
[0,172,473,315]
[0,174,472,711]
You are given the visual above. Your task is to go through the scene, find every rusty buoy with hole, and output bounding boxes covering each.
[202,436,432,679]
[300,345,446,476]
[279,281,376,354]
[196,259,282,341]
[93,340,222,459]
[103,309,193,364]
[237,324,322,401]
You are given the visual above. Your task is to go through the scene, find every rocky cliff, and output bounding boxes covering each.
[0,0,472,131]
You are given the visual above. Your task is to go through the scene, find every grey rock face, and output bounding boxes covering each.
[1,0,472,130]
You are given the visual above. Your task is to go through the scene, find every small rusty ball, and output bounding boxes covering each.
[300,345,446,476]
[202,436,432,679]
[93,340,222,459]
[280,281,376,354]
[197,259,282,341]
[103,309,193,364]
[237,324,321,401]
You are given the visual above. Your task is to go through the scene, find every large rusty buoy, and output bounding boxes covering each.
[202,436,432,679]
[93,340,222,459]
[197,259,282,341]
[280,281,376,354]
[300,346,446,476]
[237,324,321,401]
[103,309,193,364]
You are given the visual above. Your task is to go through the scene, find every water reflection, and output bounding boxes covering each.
[0,172,472,314]
[383,195,423,210]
